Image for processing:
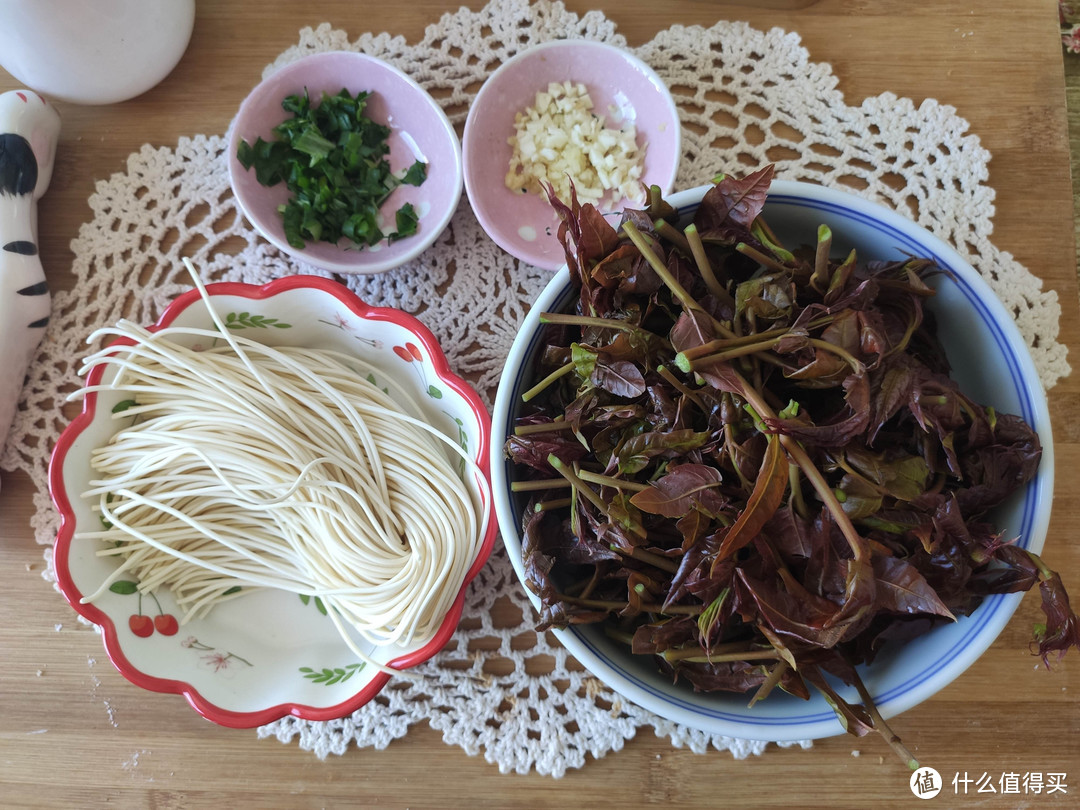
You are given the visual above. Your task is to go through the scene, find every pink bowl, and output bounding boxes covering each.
[228,52,463,274]
[462,40,681,270]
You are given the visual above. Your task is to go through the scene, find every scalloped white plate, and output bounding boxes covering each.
[51,276,495,726]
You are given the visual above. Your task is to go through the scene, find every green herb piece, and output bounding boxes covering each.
[237,88,427,250]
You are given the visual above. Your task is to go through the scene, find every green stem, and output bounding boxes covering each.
[661,640,760,662]
[579,567,603,600]
[724,422,752,490]
[647,183,666,213]
[808,338,865,375]
[556,593,700,615]
[830,454,890,498]
[539,312,636,332]
[655,219,692,255]
[511,478,567,492]
[621,220,732,337]
[883,312,921,359]
[748,660,790,708]
[521,361,574,403]
[547,454,608,514]
[781,435,867,563]
[663,649,782,664]
[611,544,679,574]
[603,626,637,646]
[657,364,706,412]
[534,497,573,512]
[675,335,784,372]
[514,420,575,436]
[676,321,825,362]
[850,665,920,770]
[684,223,733,307]
[727,370,868,563]
[811,224,832,292]
[577,469,650,492]
[753,214,784,252]
[736,241,790,273]
[752,219,795,263]
[787,463,810,519]
[1022,548,1056,582]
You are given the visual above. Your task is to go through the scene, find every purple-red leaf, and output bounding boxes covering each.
[694,165,774,240]
[1033,571,1080,666]
[591,359,646,398]
[872,555,956,620]
[714,434,789,565]
[630,463,727,518]
[615,428,710,476]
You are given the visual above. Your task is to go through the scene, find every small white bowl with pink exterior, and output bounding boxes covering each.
[228,51,463,274]
[463,40,681,270]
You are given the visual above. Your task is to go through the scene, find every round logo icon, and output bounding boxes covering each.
[910,767,943,799]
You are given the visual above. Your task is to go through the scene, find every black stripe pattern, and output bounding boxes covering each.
[16,281,47,296]
[0,133,37,196]
[5,240,37,255]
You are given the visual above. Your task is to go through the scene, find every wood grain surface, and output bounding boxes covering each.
[1,2,1077,808]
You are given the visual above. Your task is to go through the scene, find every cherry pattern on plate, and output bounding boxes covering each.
[109,581,179,638]
[392,341,443,399]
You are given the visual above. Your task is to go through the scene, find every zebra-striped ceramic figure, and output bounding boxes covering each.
[0,89,60,462]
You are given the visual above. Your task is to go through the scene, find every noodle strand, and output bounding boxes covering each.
[74,277,488,671]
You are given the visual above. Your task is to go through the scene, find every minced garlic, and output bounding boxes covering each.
[505,80,646,207]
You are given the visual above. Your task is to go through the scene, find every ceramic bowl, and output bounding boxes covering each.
[490,180,1054,741]
[462,40,680,270]
[228,51,463,274]
[51,276,495,727]
[0,0,195,105]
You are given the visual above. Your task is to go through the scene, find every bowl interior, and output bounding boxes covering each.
[462,40,681,270]
[228,52,463,275]
[52,277,494,726]
[491,181,1053,741]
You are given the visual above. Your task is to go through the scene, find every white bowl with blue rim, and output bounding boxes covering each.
[489,180,1053,741]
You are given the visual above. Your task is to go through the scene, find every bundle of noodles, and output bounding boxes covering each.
[73,272,486,667]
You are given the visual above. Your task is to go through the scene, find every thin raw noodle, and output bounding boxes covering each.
[73,274,487,670]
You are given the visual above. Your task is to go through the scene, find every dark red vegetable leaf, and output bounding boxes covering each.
[735,274,794,322]
[714,434,789,564]
[505,430,588,473]
[615,428,710,476]
[630,463,728,518]
[845,446,930,502]
[693,165,774,245]
[1032,570,1080,666]
[666,658,776,695]
[537,601,613,632]
[591,358,647,398]
[802,666,874,737]
[766,373,872,448]
[577,203,620,264]
[871,555,955,619]
[735,567,856,650]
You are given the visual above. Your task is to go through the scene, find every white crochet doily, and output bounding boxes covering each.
[14,0,1069,778]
